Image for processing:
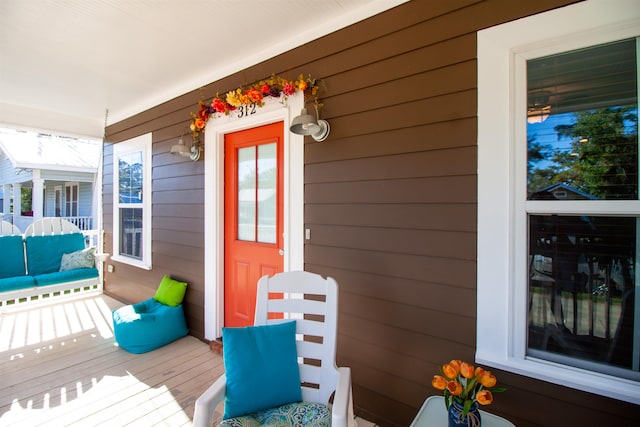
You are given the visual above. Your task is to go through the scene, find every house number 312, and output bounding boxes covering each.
[237,103,257,118]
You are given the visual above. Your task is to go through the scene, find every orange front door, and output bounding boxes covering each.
[224,122,284,327]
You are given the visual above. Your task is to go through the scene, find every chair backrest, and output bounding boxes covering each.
[254,271,340,405]
[24,217,81,236]
[0,220,21,236]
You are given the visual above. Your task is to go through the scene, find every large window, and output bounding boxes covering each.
[477,0,640,404]
[526,39,639,380]
[112,133,152,269]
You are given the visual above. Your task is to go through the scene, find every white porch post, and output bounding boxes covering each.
[2,184,10,217]
[12,183,21,225]
[32,171,44,222]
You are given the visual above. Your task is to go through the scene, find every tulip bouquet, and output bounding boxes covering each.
[432,360,505,417]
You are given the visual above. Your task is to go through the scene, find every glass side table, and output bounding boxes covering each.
[410,396,515,427]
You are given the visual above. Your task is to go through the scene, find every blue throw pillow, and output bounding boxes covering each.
[222,321,302,419]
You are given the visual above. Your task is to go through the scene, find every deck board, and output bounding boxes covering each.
[0,295,224,426]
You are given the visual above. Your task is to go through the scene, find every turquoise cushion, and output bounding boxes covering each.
[112,298,189,354]
[0,235,26,279]
[219,401,331,427]
[223,321,302,419]
[34,267,98,286]
[0,275,36,292]
[25,233,86,276]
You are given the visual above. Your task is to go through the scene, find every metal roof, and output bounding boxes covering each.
[0,128,100,172]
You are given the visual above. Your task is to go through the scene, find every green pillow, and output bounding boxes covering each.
[153,275,188,306]
[222,321,302,419]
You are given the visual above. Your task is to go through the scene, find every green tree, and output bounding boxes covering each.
[527,138,555,193]
[554,107,637,199]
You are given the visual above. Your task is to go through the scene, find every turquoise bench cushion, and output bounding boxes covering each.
[218,402,331,427]
[0,275,36,292]
[0,235,26,279]
[112,298,189,354]
[34,267,99,287]
[25,233,86,276]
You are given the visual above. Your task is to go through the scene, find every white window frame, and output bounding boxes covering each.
[112,133,152,270]
[477,0,640,404]
[65,182,79,217]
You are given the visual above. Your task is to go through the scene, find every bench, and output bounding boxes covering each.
[0,218,105,311]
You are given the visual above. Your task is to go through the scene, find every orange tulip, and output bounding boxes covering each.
[442,362,460,379]
[432,375,447,390]
[478,371,497,388]
[460,362,475,379]
[477,390,493,405]
[446,380,463,396]
[474,367,485,377]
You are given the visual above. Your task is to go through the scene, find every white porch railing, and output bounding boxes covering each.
[64,216,93,230]
[12,215,93,234]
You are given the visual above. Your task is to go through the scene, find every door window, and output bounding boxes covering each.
[237,142,277,244]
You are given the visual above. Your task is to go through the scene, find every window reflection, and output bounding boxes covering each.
[526,37,639,379]
[528,215,635,371]
[119,207,142,260]
[527,39,638,201]
[237,143,277,244]
[118,151,143,204]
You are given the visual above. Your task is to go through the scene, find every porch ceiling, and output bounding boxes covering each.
[0,0,408,140]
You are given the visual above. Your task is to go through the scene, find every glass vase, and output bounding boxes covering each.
[448,400,481,427]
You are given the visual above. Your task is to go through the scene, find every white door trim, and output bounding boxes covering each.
[203,92,305,340]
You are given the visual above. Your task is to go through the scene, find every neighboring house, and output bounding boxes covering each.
[101,1,639,426]
[529,182,599,200]
[0,129,101,233]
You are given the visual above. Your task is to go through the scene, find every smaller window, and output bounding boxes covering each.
[65,183,79,217]
[112,133,152,269]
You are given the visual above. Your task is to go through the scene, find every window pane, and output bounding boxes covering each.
[528,215,638,379]
[257,143,276,244]
[237,146,256,241]
[119,208,143,260]
[66,186,70,215]
[119,151,143,204]
[527,38,638,200]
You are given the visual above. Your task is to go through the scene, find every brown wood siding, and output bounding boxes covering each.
[103,0,640,425]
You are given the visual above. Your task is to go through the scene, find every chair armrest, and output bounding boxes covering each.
[93,252,110,263]
[193,373,227,427]
[331,367,353,427]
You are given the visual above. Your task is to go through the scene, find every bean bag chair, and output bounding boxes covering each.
[112,275,188,354]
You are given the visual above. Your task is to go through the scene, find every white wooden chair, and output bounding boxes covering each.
[0,220,20,235]
[193,271,353,427]
[24,217,81,235]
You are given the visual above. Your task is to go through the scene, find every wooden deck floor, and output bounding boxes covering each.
[0,295,224,426]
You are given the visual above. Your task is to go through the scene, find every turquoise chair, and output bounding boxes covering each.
[112,275,189,354]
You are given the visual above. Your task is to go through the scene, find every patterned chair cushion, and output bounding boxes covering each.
[218,402,331,427]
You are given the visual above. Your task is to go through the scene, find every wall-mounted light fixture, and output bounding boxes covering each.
[527,90,552,124]
[290,102,330,142]
[170,134,202,161]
